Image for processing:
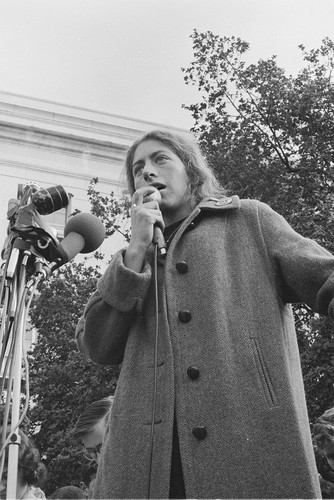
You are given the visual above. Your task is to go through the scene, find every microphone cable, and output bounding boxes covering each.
[146,243,160,499]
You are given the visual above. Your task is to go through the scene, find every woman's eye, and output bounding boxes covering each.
[155,155,168,164]
[133,165,143,176]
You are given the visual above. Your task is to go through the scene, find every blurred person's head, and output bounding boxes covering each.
[313,407,334,469]
[79,465,97,499]
[0,427,46,499]
[319,476,334,499]
[72,397,113,464]
[48,485,87,499]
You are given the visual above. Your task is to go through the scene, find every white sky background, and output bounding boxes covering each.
[0,0,333,130]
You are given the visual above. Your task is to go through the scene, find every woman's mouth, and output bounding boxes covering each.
[150,182,166,191]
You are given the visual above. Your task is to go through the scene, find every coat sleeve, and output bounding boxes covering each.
[76,248,152,365]
[256,201,334,316]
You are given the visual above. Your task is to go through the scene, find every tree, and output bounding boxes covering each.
[26,183,130,494]
[182,31,334,237]
[86,177,131,241]
[182,31,334,421]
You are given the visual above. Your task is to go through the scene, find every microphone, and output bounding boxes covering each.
[153,226,167,258]
[43,212,105,274]
[143,189,167,258]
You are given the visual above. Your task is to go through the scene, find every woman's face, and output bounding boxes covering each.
[132,139,193,226]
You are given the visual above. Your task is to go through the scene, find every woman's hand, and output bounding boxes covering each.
[124,186,164,272]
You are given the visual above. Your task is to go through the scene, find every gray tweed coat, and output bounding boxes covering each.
[76,196,334,499]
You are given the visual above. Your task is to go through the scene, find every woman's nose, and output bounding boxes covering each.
[143,168,157,182]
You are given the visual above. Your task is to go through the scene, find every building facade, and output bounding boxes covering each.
[0,90,187,258]
[0,90,188,366]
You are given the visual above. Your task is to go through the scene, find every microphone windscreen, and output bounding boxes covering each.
[64,213,105,253]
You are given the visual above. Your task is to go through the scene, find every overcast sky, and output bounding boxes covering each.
[0,0,333,130]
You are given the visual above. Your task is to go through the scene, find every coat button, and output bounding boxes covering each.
[187,366,200,380]
[176,261,188,273]
[178,310,191,323]
[192,426,207,440]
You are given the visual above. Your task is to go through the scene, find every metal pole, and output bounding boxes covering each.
[2,246,30,499]
[6,298,25,499]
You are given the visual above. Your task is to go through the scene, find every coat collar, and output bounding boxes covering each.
[177,195,241,232]
[149,195,240,260]
[196,195,241,212]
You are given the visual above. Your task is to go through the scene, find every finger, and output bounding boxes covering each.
[132,186,160,207]
[143,189,161,204]
[131,192,143,209]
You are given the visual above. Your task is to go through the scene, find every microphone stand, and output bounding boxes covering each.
[0,183,69,498]
[0,182,73,498]
[0,237,44,499]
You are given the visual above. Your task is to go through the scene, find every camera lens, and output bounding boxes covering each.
[32,185,69,215]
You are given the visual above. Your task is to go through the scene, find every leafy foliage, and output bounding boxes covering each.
[182,31,334,422]
[87,177,132,242]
